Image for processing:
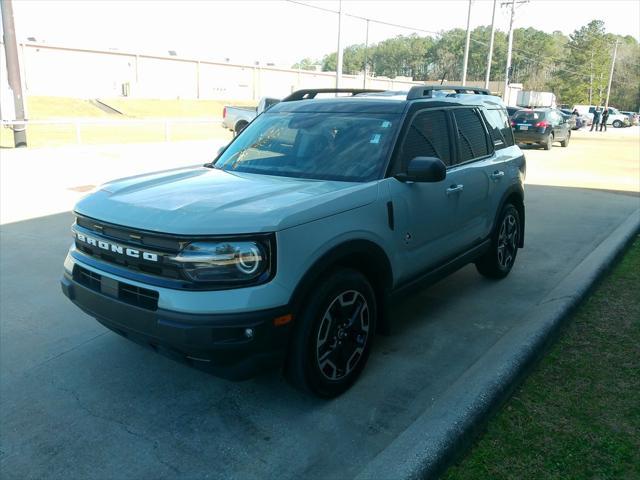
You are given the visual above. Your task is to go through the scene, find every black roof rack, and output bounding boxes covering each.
[407,85,490,100]
[282,88,385,102]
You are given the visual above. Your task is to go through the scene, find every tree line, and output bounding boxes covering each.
[292,20,639,111]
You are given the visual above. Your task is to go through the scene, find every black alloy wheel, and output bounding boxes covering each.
[315,290,370,382]
[476,203,521,279]
[285,268,376,398]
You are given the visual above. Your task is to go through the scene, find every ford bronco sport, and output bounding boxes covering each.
[61,86,525,397]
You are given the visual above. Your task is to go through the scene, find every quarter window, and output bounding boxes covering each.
[453,108,490,164]
[483,108,514,149]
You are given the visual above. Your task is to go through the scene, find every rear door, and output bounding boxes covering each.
[549,110,567,140]
[448,107,493,246]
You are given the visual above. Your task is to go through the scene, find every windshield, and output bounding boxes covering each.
[214,111,399,182]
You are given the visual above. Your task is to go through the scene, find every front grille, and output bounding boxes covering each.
[74,265,159,311]
[76,216,182,251]
[73,215,183,280]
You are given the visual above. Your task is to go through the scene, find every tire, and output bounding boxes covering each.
[543,133,554,150]
[476,204,521,279]
[234,121,248,136]
[612,120,623,128]
[285,268,377,398]
[560,131,571,147]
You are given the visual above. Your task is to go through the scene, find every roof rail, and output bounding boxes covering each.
[407,85,490,100]
[282,88,385,102]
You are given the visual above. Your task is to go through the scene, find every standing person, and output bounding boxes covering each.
[590,107,601,131]
[600,108,609,131]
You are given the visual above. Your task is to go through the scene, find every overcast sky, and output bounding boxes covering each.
[9,0,640,66]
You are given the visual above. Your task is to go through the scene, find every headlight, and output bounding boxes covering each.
[169,240,270,283]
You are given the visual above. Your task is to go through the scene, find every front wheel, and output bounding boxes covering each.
[612,120,623,128]
[560,131,571,147]
[476,204,521,279]
[285,269,377,398]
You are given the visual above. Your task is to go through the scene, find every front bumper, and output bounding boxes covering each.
[61,270,293,380]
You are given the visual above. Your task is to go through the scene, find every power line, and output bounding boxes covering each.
[284,0,605,84]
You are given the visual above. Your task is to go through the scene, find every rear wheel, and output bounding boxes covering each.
[543,133,554,150]
[285,269,376,398]
[560,131,571,147]
[234,121,248,136]
[476,204,521,279]
[612,120,623,128]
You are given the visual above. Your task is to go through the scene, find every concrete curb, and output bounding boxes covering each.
[356,208,640,480]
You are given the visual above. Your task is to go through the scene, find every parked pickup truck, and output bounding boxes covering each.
[61,86,525,397]
[222,97,280,135]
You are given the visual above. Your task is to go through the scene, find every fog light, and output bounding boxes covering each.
[244,328,254,339]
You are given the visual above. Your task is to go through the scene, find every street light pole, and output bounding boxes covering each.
[604,40,619,109]
[1,0,27,147]
[461,0,472,85]
[484,0,497,90]
[335,0,344,89]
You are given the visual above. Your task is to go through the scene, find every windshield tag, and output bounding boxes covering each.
[381,121,391,128]
[370,134,381,144]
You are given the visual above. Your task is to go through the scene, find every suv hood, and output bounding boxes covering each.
[75,166,379,235]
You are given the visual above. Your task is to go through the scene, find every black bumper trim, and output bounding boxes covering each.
[61,274,292,380]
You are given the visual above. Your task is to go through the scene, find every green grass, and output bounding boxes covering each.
[1,122,232,148]
[26,96,114,118]
[1,96,243,148]
[99,98,255,118]
[444,237,640,480]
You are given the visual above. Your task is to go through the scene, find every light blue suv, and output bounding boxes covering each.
[61,86,526,397]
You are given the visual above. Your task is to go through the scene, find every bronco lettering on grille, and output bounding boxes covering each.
[76,232,159,262]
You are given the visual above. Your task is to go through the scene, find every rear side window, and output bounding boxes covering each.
[483,108,515,149]
[453,108,490,164]
[399,110,451,169]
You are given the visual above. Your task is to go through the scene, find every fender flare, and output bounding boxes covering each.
[288,239,393,319]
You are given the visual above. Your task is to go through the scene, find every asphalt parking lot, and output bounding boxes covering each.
[1,129,639,479]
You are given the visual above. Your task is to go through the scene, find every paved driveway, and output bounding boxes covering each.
[1,184,638,479]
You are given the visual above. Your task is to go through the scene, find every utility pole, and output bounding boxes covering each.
[604,40,619,109]
[363,19,369,88]
[1,0,27,147]
[484,0,497,89]
[501,0,528,104]
[461,0,472,85]
[503,0,516,104]
[335,0,344,89]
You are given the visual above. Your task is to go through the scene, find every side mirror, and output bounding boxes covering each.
[395,156,447,183]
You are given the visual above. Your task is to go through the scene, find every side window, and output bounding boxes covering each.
[453,108,490,164]
[399,110,451,169]
[483,108,514,149]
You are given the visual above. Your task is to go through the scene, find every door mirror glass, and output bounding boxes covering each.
[396,156,446,183]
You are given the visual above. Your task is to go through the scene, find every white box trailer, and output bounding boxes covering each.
[516,91,556,108]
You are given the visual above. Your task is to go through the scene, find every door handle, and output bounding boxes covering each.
[446,184,464,196]
[490,170,505,180]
